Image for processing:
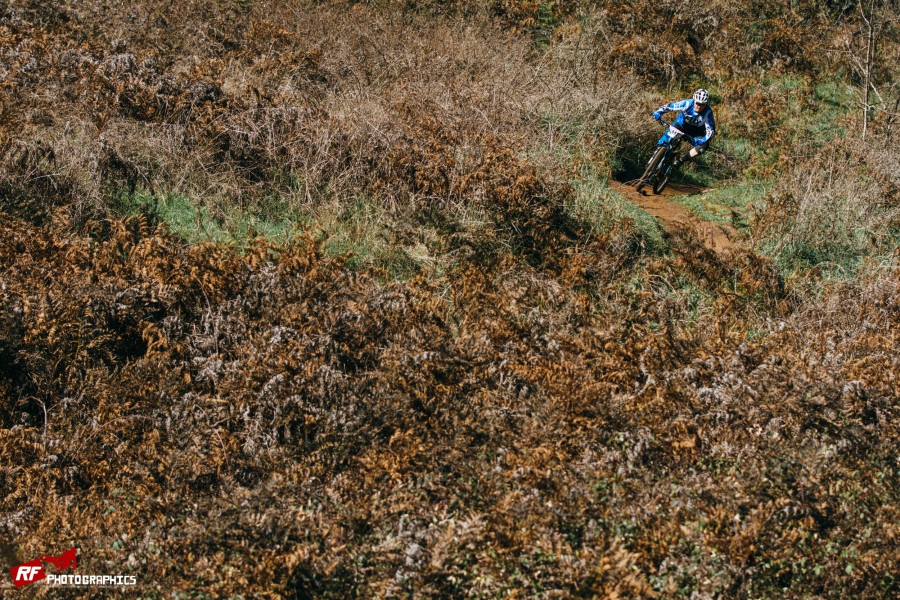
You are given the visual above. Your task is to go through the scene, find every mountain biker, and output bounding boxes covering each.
[652,89,715,169]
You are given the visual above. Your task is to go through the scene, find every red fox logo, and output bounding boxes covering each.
[40,546,78,573]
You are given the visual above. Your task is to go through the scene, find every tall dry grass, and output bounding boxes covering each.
[2,0,657,264]
[755,134,900,279]
[2,2,900,598]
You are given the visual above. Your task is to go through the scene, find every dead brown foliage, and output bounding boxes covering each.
[2,201,898,597]
[2,1,899,599]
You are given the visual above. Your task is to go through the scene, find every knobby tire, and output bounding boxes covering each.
[653,159,671,194]
[654,137,685,194]
[636,145,666,193]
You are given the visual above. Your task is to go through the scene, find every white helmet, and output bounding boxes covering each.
[693,89,710,104]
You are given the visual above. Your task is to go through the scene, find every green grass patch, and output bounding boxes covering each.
[758,236,866,281]
[756,219,900,281]
[716,136,756,164]
[774,75,854,146]
[314,196,427,278]
[668,181,769,231]
[114,187,445,280]
[566,161,667,253]
[115,188,304,246]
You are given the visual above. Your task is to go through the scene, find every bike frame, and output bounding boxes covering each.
[657,120,688,155]
[635,120,688,194]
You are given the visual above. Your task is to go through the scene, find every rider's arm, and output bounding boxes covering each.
[652,99,691,121]
[694,110,716,144]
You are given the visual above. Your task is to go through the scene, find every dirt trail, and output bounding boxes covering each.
[611,181,741,253]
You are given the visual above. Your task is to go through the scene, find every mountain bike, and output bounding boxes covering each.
[635,120,688,195]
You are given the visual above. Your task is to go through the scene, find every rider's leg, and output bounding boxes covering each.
[673,141,709,168]
[673,147,699,167]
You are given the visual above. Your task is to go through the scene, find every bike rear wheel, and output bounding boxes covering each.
[636,145,667,193]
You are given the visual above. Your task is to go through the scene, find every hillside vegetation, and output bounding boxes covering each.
[2,1,899,598]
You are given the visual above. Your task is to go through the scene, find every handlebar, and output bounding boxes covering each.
[658,119,686,136]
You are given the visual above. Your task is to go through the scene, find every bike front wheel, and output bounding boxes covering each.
[636,145,667,193]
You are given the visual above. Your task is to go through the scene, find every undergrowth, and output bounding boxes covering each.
[2,1,900,598]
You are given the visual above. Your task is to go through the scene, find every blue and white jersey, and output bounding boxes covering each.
[652,99,716,144]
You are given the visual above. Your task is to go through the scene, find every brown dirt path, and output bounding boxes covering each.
[610,181,742,253]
